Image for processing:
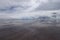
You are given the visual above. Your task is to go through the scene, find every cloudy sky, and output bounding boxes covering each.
[0,0,60,19]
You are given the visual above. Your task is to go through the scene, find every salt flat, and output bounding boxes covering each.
[0,19,60,40]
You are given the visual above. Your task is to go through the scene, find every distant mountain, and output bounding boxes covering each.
[20,17,35,20]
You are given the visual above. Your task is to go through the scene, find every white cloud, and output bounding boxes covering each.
[0,10,59,19]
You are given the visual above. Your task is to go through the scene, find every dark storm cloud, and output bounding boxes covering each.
[0,5,28,13]
[0,6,18,12]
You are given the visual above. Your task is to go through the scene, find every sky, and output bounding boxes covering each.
[0,0,60,19]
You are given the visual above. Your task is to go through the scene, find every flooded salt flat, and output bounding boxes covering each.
[0,19,59,27]
[0,19,60,40]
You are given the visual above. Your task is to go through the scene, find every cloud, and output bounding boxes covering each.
[0,0,60,19]
[0,5,29,13]
[0,0,60,13]
[35,0,60,11]
[0,0,40,13]
[0,10,59,19]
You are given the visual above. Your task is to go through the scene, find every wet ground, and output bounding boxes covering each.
[0,24,60,40]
